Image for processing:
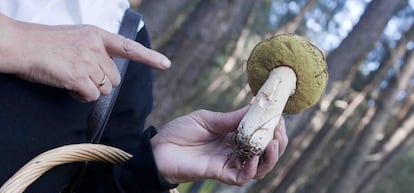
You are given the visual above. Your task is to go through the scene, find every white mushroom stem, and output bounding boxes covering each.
[237,66,297,155]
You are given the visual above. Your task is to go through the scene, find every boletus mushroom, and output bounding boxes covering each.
[235,34,328,160]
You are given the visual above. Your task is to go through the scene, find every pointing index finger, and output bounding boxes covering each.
[100,29,171,70]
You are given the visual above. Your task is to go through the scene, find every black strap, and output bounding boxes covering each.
[88,9,142,143]
[61,9,142,193]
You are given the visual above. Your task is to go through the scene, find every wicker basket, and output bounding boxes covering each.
[0,144,178,193]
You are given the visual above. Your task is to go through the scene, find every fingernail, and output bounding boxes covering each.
[161,57,171,69]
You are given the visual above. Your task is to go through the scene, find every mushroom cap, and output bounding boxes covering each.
[247,34,328,114]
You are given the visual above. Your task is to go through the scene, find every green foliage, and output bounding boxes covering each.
[177,180,218,193]
[177,182,192,192]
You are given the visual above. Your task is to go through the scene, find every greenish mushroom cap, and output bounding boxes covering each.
[247,34,328,114]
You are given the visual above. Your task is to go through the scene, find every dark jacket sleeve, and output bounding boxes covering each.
[116,126,178,193]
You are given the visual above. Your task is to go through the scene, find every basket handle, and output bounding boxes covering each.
[0,144,131,193]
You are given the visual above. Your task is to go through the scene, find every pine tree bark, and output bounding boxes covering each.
[147,0,257,126]
[304,25,414,193]
[272,0,319,36]
[356,112,414,193]
[262,2,409,191]
[138,0,201,49]
[308,106,377,193]
[314,0,407,123]
[280,1,408,181]
[326,0,406,91]
[332,50,414,193]
[183,0,261,111]
[370,87,414,154]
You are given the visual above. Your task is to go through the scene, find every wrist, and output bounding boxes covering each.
[0,13,30,75]
[150,135,177,184]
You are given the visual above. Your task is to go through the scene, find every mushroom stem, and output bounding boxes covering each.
[236,66,297,158]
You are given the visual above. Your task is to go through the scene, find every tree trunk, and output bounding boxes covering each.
[314,0,407,124]
[370,87,414,155]
[356,112,414,193]
[309,0,406,130]
[326,0,405,91]
[138,0,201,49]
[278,2,408,182]
[307,106,377,193]
[332,50,414,193]
[260,2,409,191]
[271,95,363,193]
[272,0,319,36]
[355,95,414,193]
[147,0,257,126]
[183,0,261,111]
[297,25,414,193]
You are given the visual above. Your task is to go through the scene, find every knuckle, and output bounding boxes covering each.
[191,109,210,121]
[113,74,121,86]
[100,87,112,96]
[225,180,239,186]
[89,41,103,53]
[122,38,134,54]
[86,91,100,102]
[62,83,72,90]
[82,24,100,35]
[70,66,88,80]
[79,93,93,102]
[229,177,247,186]
[255,175,265,180]
[80,25,103,52]
[78,56,94,66]
[224,177,246,186]
[194,109,208,115]
[109,63,121,86]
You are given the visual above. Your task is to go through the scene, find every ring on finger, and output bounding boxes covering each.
[98,73,107,87]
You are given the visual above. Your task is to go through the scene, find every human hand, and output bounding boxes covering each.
[151,107,288,185]
[0,13,170,102]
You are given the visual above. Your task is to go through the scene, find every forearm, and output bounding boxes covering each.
[0,13,27,74]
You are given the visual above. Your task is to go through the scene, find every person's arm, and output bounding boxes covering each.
[103,107,287,192]
[0,12,170,102]
[0,13,24,74]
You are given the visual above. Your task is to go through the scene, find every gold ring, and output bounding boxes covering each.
[98,74,107,87]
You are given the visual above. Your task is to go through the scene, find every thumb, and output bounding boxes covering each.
[198,106,249,134]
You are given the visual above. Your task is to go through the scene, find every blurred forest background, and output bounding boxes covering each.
[131,0,414,192]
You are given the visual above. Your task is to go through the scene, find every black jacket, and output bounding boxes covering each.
[0,26,176,193]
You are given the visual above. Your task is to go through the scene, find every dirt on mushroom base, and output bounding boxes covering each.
[230,34,328,162]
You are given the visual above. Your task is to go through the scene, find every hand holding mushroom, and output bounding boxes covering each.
[236,34,327,161]
[151,108,288,185]
[150,34,326,186]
